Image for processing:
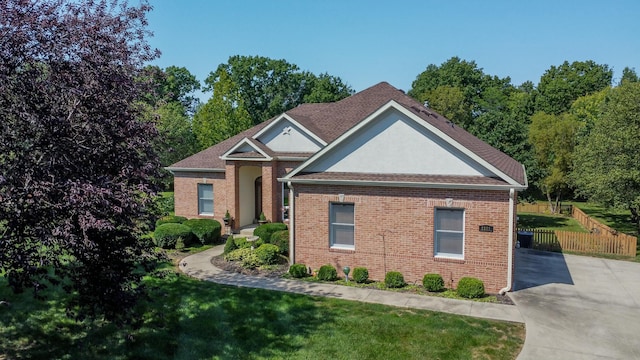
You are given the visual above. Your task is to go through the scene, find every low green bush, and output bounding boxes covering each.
[317,264,338,281]
[155,215,187,227]
[154,223,195,249]
[255,244,280,265]
[456,277,485,299]
[175,237,186,250]
[352,267,369,283]
[289,263,308,278]
[182,219,221,244]
[385,271,406,288]
[223,248,260,269]
[233,237,251,249]
[422,273,445,292]
[254,222,288,244]
[223,235,237,254]
[270,230,289,254]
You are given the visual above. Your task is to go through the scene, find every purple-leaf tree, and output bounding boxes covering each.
[0,0,162,321]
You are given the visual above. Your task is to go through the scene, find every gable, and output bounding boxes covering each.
[253,115,324,153]
[303,108,497,177]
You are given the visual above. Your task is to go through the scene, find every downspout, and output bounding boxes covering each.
[500,188,515,295]
[287,182,295,265]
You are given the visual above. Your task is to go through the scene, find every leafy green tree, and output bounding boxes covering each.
[620,67,639,85]
[204,55,353,126]
[535,60,612,115]
[0,0,160,321]
[145,65,201,114]
[572,82,640,233]
[193,70,253,149]
[152,101,199,165]
[303,73,354,103]
[421,85,471,127]
[529,112,579,212]
[569,88,609,139]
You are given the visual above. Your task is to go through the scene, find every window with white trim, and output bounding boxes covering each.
[330,203,354,249]
[198,184,214,216]
[434,208,464,258]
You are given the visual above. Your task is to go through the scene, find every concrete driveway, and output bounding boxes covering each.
[511,249,640,359]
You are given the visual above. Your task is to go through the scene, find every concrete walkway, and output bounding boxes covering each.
[179,245,524,324]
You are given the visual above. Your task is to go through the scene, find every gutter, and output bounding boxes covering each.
[278,178,528,191]
[287,182,295,265]
[500,188,516,295]
[164,167,225,173]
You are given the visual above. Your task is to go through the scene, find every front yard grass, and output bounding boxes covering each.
[517,212,587,232]
[0,262,524,359]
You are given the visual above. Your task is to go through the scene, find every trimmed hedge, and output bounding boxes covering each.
[182,219,222,244]
[254,222,288,244]
[224,248,259,269]
[255,244,280,265]
[422,273,445,292]
[457,277,485,299]
[223,235,237,254]
[385,271,406,288]
[289,263,308,278]
[155,215,187,227]
[270,230,289,254]
[352,267,369,283]
[154,223,195,249]
[317,264,338,281]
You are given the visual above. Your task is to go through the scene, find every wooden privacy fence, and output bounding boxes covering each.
[571,206,619,236]
[517,228,637,257]
[516,203,573,215]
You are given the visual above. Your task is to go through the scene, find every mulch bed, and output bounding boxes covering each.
[210,254,515,305]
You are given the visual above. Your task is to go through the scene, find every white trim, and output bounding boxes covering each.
[288,182,295,265]
[282,101,525,187]
[500,188,516,295]
[165,167,225,173]
[252,113,327,146]
[197,183,214,216]
[220,137,273,161]
[329,202,355,249]
[275,156,311,161]
[277,177,528,191]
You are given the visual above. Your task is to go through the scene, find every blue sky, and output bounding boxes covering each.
[147,0,640,100]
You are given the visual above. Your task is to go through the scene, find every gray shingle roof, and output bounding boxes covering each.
[168,82,526,186]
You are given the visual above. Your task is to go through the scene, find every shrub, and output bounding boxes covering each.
[155,215,187,227]
[155,193,174,217]
[255,244,280,265]
[224,235,237,254]
[182,219,222,244]
[352,267,369,283]
[422,273,445,292]
[253,222,288,244]
[223,248,260,269]
[457,277,485,299]
[385,271,406,288]
[234,237,251,249]
[175,237,186,250]
[154,223,195,249]
[317,264,338,281]
[270,230,289,254]
[289,263,308,278]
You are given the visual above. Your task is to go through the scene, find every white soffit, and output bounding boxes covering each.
[220,137,272,160]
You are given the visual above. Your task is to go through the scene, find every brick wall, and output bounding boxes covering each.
[173,171,227,224]
[292,184,514,293]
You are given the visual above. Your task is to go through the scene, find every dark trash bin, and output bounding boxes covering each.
[517,231,533,249]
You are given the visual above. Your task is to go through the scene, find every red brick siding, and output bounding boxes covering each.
[293,185,513,293]
[173,171,227,224]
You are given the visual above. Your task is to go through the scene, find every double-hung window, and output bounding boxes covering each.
[198,184,214,216]
[330,203,354,249]
[434,208,464,258]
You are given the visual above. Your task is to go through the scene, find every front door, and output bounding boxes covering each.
[254,176,262,222]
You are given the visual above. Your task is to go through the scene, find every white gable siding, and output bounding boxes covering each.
[257,119,323,153]
[305,109,495,177]
[234,143,260,153]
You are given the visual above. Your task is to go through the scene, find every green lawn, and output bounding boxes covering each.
[517,212,588,232]
[0,265,524,359]
[569,202,638,236]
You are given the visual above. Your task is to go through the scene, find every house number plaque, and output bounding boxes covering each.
[479,225,494,232]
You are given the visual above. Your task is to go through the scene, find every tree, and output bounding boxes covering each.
[572,82,640,234]
[535,60,612,115]
[151,101,199,166]
[204,55,353,125]
[529,112,579,212]
[569,88,609,139]
[193,70,253,149]
[620,67,639,85]
[145,65,201,115]
[303,73,354,103]
[0,0,161,321]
